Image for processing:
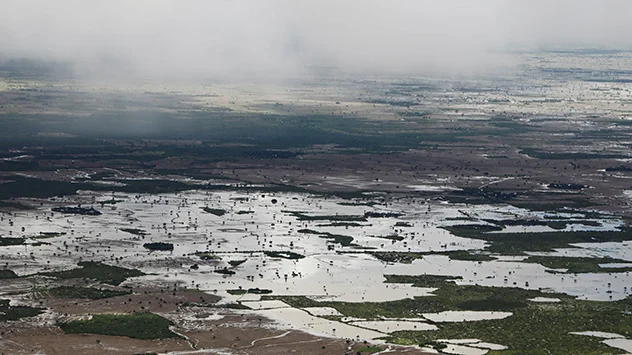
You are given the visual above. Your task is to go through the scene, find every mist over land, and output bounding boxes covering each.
[2,2,632,355]
[2,0,632,81]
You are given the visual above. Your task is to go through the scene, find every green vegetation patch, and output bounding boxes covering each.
[236,210,254,215]
[52,206,101,215]
[143,242,174,251]
[227,289,247,295]
[297,229,355,246]
[33,231,67,239]
[371,252,425,264]
[369,250,496,264]
[0,200,33,210]
[522,256,632,274]
[49,286,131,300]
[266,295,446,319]
[337,201,379,207]
[450,188,518,204]
[381,275,631,354]
[445,216,477,221]
[183,302,250,310]
[606,165,632,172]
[98,198,124,205]
[371,234,405,241]
[119,228,148,236]
[263,251,305,260]
[0,176,91,200]
[390,276,548,311]
[483,218,602,230]
[41,261,145,286]
[436,250,497,262]
[319,234,355,246]
[510,197,598,211]
[228,259,246,267]
[0,299,44,321]
[0,269,19,279]
[317,222,366,227]
[288,211,367,222]
[195,251,221,260]
[269,275,572,319]
[214,268,236,275]
[442,224,504,237]
[269,275,632,354]
[0,237,25,246]
[59,312,179,339]
[384,274,463,288]
[443,225,632,254]
[202,207,227,216]
[364,212,404,218]
[227,288,272,295]
[385,298,632,355]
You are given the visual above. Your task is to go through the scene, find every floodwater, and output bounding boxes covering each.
[1,188,631,347]
[254,307,384,340]
[302,307,343,316]
[528,297,561,303]
[430,339,508,355]
[602,338,632,353]
[571,331,632,353]
[569,331,624,339]
[2,189,630,303]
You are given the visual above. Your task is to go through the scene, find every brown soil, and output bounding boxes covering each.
[0,314,430,355]
[1,283,431,355]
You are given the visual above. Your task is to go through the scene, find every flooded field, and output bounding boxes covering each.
[2,189,630,301]
[2,46,632,354]
[2,186,632,354]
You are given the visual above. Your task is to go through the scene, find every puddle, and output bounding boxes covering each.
[570,331,624,339]
[528,297,561,303]
[603,338,632,353]
[442,344,488,355]
[470,342,507,350]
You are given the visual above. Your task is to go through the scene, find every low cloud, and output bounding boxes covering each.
[1,0,631,81]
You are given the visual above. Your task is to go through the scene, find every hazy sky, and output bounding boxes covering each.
[1,0,631,80]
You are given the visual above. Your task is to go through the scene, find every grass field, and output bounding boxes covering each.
[59,312,179,339]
